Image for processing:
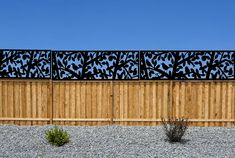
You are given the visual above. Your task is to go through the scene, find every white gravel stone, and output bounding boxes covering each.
[0,125,234,158]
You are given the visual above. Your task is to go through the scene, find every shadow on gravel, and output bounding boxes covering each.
[164,138,190,144]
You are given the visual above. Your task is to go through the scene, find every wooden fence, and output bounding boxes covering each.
[0,80,234,126]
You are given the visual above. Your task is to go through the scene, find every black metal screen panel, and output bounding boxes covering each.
[52,51,139,80]
[1,49,234,80]
[140,51,235,80]
[0,49,51,79]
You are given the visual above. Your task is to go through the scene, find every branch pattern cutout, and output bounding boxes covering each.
[52,51,139,79]
[0,50,234,80]
[0,50,51,78]
[140,51,234,79]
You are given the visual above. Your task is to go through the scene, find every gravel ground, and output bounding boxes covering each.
[0,125,234,158]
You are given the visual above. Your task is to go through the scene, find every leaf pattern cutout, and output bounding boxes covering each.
[140,51,234,79]
[0,50,234,80]
[52,51,139,79]
[0,50,51,78]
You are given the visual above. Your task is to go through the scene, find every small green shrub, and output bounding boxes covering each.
[45,126,70,146]
[161,117,189,143]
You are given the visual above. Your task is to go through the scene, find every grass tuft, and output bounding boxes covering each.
[45,126,70,146]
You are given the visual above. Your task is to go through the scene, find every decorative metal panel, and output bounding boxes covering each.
[140,51,234,80]
[0,49,234,80]
[52,51,139,80]
[0,50,51,79]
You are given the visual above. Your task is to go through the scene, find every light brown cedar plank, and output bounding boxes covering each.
[128,82,132,125]
[157,83,162,125]
[119,82,124,125]
[108,82,112,125]
[163,83,169,120]
[7,82,13,124]
[216,83,221,126]
[140,82,145,126]
[86,82,92,126]
[209,83,214,126]
[200,83,204,126]
[135,83,140,126]
[227,83,232,126]
[42,82,48,125]
[185,83,191,125]
[25,82,31,125]
[2,82,8,124]
[75,83,80,125]
[90,82,95,125]
[13,82,20,125]
[132,82,138,126]
[123,82,128,125]
[21,82,26,125]
[37,82,42,125]
[148,83,153,126]
[102,82,107,126]
[181,82,186,119]
[80,82,86,126]
[96,83,101,125]
[113,83,118,125]
[31,82,37,125]
[153,82,157,125]
[47,82,52,125]
[233,83,235,126]
[145,82,150,126]
[64,82,69,125]
[175,82,180,118]
[59,82,65,125]
[69,82,76,126]
[204,83,209,127]
[0,81,2,124]
[221,82,226,126]
[53,83,59,124]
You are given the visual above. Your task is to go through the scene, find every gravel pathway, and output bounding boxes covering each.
[0,125,234,158]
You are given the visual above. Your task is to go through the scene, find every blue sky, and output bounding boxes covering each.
[0,0,234,50]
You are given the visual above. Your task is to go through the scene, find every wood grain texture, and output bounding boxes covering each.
[52,82,112,126]
[171,82,235,126]
[113,81,172,126]
[0,81,51,125]
[0,80,234,126]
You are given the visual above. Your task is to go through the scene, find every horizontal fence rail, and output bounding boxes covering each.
[0,49,234,80]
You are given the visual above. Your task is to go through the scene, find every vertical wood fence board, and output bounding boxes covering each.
[32,82,38,125]
[80,82,86,125]
[3,82,7,124]
[97,83,102,125]
[113,82,119,125]
[0,82,2,124]
[25,82,31,125]
[139,82,145,125]
[43,83,49,125]
[74,83,80,125]
[71,83,76,125]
